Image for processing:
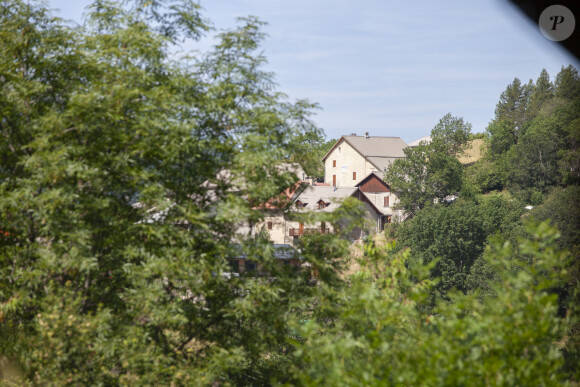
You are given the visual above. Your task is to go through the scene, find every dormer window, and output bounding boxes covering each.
[318,200,328,209]
[296,200,305,209]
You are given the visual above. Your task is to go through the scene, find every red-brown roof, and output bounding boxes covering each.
[252,181,305,210]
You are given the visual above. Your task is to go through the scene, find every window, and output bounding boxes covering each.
[318,200,326,209]
[333,160,336,167]
[267,221,273,230]
[333,175,336,186]
[296,200,304,208]
[353,172,356,180]
[384,196,389,207]
[245,261,256,272]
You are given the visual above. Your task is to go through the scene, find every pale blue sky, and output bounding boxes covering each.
[47,0,578,143]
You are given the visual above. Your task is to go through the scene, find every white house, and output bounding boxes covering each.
[322,134,408,187]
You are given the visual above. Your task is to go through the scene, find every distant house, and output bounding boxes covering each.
[201,163,305,243]
[251,180,304,244]
[322,134,407,187]
[407,135,432,147]
[353,172,403,232]
[285,185,359,243]
[228,243,302,275]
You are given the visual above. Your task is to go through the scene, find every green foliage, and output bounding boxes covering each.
[530,187,580,372]
[461,157,505,194]
[0,1,349,384]
[384,143,432,215]
[395,193,524,298]
[399,201,486,293]
[494,77,533,136]
[487,117,517,156]
[507,109,567,192]
[384,114,468,216]
[531,186,580,252]
[286,130,335,179]
[527,68,555,121]
[472,66,579,196]
[288,222,569,386]
[555,65,580,100]
[431,113,472,156]
[0,1,577,384]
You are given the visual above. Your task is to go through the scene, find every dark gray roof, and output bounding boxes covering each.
[272,244,301,260]
[292,186,358,212]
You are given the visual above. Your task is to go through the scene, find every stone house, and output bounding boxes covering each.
[284,185,358,244]
[353,172,404,232]
[322,134,407,187]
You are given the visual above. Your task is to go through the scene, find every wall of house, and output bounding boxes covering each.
[365,159,381,175]
[254,212,286,244]
[284,219,336,245]
[325,140,372,187]
[357,199,380,235]
[366,192,395,215]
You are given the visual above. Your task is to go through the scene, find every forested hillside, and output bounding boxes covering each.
[383,65,580,384]
[0,0,578,385]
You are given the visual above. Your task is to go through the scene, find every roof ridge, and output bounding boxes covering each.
[345,135,403,138]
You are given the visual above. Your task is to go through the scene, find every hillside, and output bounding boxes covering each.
[457,138,485,165]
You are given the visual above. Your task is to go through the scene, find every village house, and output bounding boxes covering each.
[247,134,411,245]
[228,243,302,275]
[322,133,408,187]
[284,171,404,243]
[284,185,359,243]
[353,171,403,231]
[220,135,411,247]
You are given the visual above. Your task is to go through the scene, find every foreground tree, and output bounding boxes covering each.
[286,128,335,180]
[0,1,343,384]
[288,221,571,386]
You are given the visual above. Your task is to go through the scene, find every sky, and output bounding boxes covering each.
[47,0,579,143]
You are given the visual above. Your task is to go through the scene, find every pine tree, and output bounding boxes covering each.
[527,68,554,121]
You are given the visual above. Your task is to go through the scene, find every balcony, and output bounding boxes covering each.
[289,228,330,236]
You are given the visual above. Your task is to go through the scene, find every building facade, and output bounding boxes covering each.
[322,134,408,187]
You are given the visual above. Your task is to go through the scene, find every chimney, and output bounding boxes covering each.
[350,132,357,136]
[365,131,369,139]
